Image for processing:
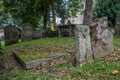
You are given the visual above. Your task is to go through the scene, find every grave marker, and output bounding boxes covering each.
[74,25,93,64]
[4,25,19,45]
[21,23,33,41]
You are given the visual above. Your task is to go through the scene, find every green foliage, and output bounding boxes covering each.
[0,53,8,63]
[93,0,120,27]
[3,0,83,27]
[3,0,41,27]
[57,0,83,22]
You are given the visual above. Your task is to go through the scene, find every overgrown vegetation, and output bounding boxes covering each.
[0,36,120,80]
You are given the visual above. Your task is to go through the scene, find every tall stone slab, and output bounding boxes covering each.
[4,25,19,45]
[74,25,93,64]
[21,23,33,41]
[91,17,114,59]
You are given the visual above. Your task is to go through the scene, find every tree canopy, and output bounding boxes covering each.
[3,0,83,28]
[93,0,120,27]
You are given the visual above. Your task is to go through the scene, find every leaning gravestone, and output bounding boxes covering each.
[91,17,114,59]
[115,16,120,35]
[21,23,33,41]
[74,25,93,64]
[4,25,19,45]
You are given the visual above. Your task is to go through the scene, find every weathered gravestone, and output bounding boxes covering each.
[4,25,19,45]
[21,23,33,41]
[74,25,93,64]
[115,16,120,35]
[33,30,41,39]
[91,17,114,59]
[74,17,114,64]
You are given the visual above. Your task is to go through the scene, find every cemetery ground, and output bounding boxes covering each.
[0,36,120,80]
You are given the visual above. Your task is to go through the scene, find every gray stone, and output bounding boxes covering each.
[4,25,19,45]
[91,17,114,58]
[33,30,42,39]
[74,25,93,64]
[21,23,33,41]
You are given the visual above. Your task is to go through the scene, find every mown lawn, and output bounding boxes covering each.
[0,36,120,80]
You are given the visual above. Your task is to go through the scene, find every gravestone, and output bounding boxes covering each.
[91,17,114,59]
[74,25,93,64]
[115,16,120,35]
[4,25,19,45]
[33,30,41,39]
[21,23,33,41]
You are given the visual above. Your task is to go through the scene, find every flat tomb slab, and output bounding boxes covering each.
[13,50,64,69]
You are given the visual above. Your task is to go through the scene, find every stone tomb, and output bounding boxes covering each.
[13,50,64,69]
[4,25,19,45]
[21,23,33,41]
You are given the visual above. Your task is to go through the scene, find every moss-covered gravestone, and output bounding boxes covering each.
[21,23,33,41]
[74,25,93,64]
[4,25,19,45]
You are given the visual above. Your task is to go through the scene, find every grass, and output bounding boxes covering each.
[4,37,74,48]
[0,36,120,80]
[114,36,120,51]
[12,37,74,62]
[1,59,120,80]
[1,37,75,62]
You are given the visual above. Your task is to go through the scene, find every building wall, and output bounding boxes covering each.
[65,12,84,24]
[65,1,85,25]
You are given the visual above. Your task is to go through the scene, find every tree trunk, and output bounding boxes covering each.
[83,0,93,25]
[52,4,56,27]
[43,7,50,29]
[43,14,48,29]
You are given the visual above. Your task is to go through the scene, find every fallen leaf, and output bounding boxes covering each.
[112,70,119,74]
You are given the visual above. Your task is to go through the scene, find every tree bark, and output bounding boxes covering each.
[52,4,56,27]
[43,14,48,29]
[83,0,93,25]
[43,6,50,29]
